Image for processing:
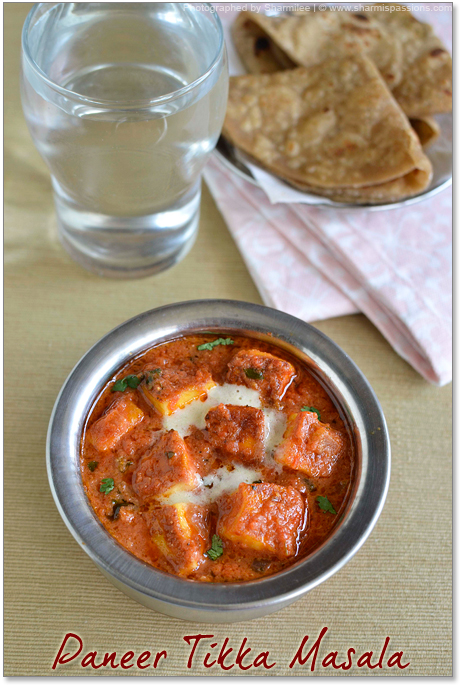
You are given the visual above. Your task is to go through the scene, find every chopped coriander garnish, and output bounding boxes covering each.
[112,374,141,393]
[166,451,175,459]
[316,496,336,514]
[301,406,321,420]
[245,367,263,380]
[118,459,133,474]
[109,500,131,521]
[87,461,98,472]
[100,478,115,494]
[206,534,224,560]
[197,338,234,352]
[145,368,161,384]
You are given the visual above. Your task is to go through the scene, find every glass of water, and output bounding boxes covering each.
[21,3,228,278]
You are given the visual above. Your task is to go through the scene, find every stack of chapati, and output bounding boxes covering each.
[223,4,452,204]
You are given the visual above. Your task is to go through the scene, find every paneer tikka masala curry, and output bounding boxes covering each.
[81,334,355,582]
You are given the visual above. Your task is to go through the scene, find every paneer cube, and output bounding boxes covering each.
[87,396,144,452]
[274,411,344,477]
[141,363,215,416]
[184,426,220,475]
[226,349,295,404]
[217,483,304,559]
[132,430,200,501]
[205,404,265,464]
[147,503,209,576]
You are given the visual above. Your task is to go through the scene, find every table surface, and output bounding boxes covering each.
[5,3,451,677]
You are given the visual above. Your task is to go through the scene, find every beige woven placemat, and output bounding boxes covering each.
[5,3,451,676]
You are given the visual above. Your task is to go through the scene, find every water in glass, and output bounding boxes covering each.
[21,3,228,277]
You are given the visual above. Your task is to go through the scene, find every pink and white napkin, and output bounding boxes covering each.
[204,3,452,385]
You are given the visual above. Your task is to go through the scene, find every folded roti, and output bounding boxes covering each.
[238,146,432,204]
[232,10,402,86]
[223,57,432,193]
[232,12,297,74]
[365,5,452,117]
[232,7,452,117]
[282,158,433,204]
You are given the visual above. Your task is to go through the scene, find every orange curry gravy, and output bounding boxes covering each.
[81,334,354,582]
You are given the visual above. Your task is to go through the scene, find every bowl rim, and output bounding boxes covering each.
[47,299,391,615]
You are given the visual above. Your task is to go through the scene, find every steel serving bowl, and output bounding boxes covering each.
[47,300,390,622]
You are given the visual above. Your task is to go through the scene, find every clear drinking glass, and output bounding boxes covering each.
[21,3,228,278]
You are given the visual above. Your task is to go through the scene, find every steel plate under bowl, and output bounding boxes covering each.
[215,112,452,211]
[47,300,391,622]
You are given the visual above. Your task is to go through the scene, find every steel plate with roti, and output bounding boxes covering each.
[218,4,452,208]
